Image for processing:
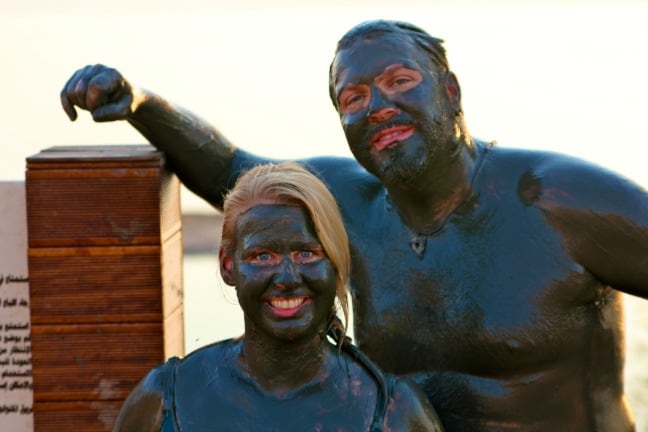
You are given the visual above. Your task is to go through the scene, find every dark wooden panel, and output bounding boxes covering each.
[25,145,182,248]
[31,323,163,402]
[26,145,163,168]
[33,400,122,432]
[26,172,164,247]
[28,250,163,324]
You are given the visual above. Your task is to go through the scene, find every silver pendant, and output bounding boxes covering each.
[409,235,427,259]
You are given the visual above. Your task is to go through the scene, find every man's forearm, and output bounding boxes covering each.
[128,91,237,208]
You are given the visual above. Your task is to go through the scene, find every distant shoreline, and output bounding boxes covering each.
[182,212,223,254]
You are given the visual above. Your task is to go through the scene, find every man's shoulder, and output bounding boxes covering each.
[482,143,568,167]
[302,155,374,180]
[482,144,647,210]
[479,143,621,183]
[485,143,616,175]
[301,156,384,201]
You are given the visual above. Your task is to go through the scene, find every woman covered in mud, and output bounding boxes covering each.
[112,162,442,432]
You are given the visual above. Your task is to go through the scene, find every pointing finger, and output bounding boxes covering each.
[60,89,78,121]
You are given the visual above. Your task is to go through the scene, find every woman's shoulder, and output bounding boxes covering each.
[176,338,241,375]
[111,354,187,431]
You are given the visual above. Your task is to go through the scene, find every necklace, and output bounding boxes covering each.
[387,141,494,259]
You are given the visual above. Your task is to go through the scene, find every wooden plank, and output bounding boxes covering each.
[28,253,163,324]
[31,323,163,402]
[164,301,184,360]
[28,245,162,257]
[159,172,183,242]
[26,145,163,168]
[161,231,184,320]
[25,168,161,178]
[162,230,184,357]
[33,400,122,432]
[26,174,164,247]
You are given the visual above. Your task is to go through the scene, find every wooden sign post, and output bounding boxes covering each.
[25,145,184,431]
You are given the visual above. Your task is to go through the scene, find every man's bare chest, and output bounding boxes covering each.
[347,210,602,375]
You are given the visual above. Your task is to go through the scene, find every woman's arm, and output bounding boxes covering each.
[112,361,176,432]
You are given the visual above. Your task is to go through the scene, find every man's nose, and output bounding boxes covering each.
[367,90,400,123]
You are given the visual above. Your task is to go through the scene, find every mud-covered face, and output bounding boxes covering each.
[226,204,337,342]
[331,33,457,187]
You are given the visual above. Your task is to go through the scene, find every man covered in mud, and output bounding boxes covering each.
[61,20,648,431]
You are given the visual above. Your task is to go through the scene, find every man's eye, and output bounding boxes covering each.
[389,75,421,90]
[342,93,365,112]
[346,94,364,105]
[377,68,422,94]
[339,86,369,114]
[391,77,411,86]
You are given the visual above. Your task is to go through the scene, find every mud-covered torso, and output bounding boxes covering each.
[349,185,600,373]
[315,148,633,431]
[170,340,380,432]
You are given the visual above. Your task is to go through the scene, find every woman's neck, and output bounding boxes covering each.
[239,330,332,396]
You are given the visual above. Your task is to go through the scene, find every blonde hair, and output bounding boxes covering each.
[221,162,350,339]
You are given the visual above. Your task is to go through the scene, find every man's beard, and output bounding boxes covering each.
[375,142,428,187]
[371,117,445,188]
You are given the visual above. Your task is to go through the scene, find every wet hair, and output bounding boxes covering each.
[221,162,350,341]
[328,20,448,108]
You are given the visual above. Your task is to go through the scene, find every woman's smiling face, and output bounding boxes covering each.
[228,204,337,342]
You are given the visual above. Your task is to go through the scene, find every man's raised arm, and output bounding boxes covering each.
[61,64,245,208]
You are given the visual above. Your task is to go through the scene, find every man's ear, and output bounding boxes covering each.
[445,71,462,113]
[219,247,235,286]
